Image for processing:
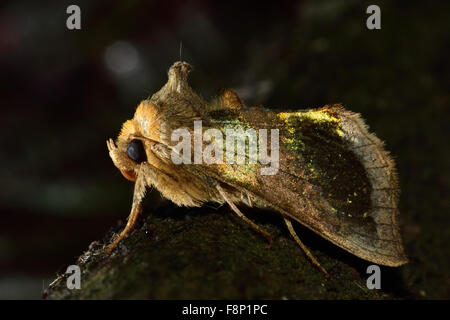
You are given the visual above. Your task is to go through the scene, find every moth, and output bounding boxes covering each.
[106,61,407,276]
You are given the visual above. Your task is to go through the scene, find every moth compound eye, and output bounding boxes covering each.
[127,139,146,163]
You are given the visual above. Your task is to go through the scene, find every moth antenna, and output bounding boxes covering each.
[132,134,181,159]
[216,184,273,247]
[129,135,158,145]
[283,217,331,279]
[179,41,183,62]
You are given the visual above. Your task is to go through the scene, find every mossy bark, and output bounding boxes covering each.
[44,202,414,299]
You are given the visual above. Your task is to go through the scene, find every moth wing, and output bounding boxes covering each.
[197,105,407,267]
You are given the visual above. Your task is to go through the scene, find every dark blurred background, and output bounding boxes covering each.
[0,0,449,299]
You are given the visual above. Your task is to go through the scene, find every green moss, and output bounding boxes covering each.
[44,204,398,299]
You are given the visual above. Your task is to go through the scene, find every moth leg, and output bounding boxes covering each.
[246,192,253,207]
[283,218,331,278]
[106,165,147,255]
[216,184,273,247]
[239,191,253,207]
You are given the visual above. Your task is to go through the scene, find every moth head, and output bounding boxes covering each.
[108,101,162,181]
[108,61,201,182]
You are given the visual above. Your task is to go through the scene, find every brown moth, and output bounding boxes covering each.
[106,61,407,276]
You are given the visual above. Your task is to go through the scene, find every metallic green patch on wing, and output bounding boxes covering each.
[209,112,260,187]
[278,109,372,221]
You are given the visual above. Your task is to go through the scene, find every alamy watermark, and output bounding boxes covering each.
[66,5,81,30]
[366,264,381,289]
[170,121,280,175]
[366,5,381,30]
[66,265,81,289]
